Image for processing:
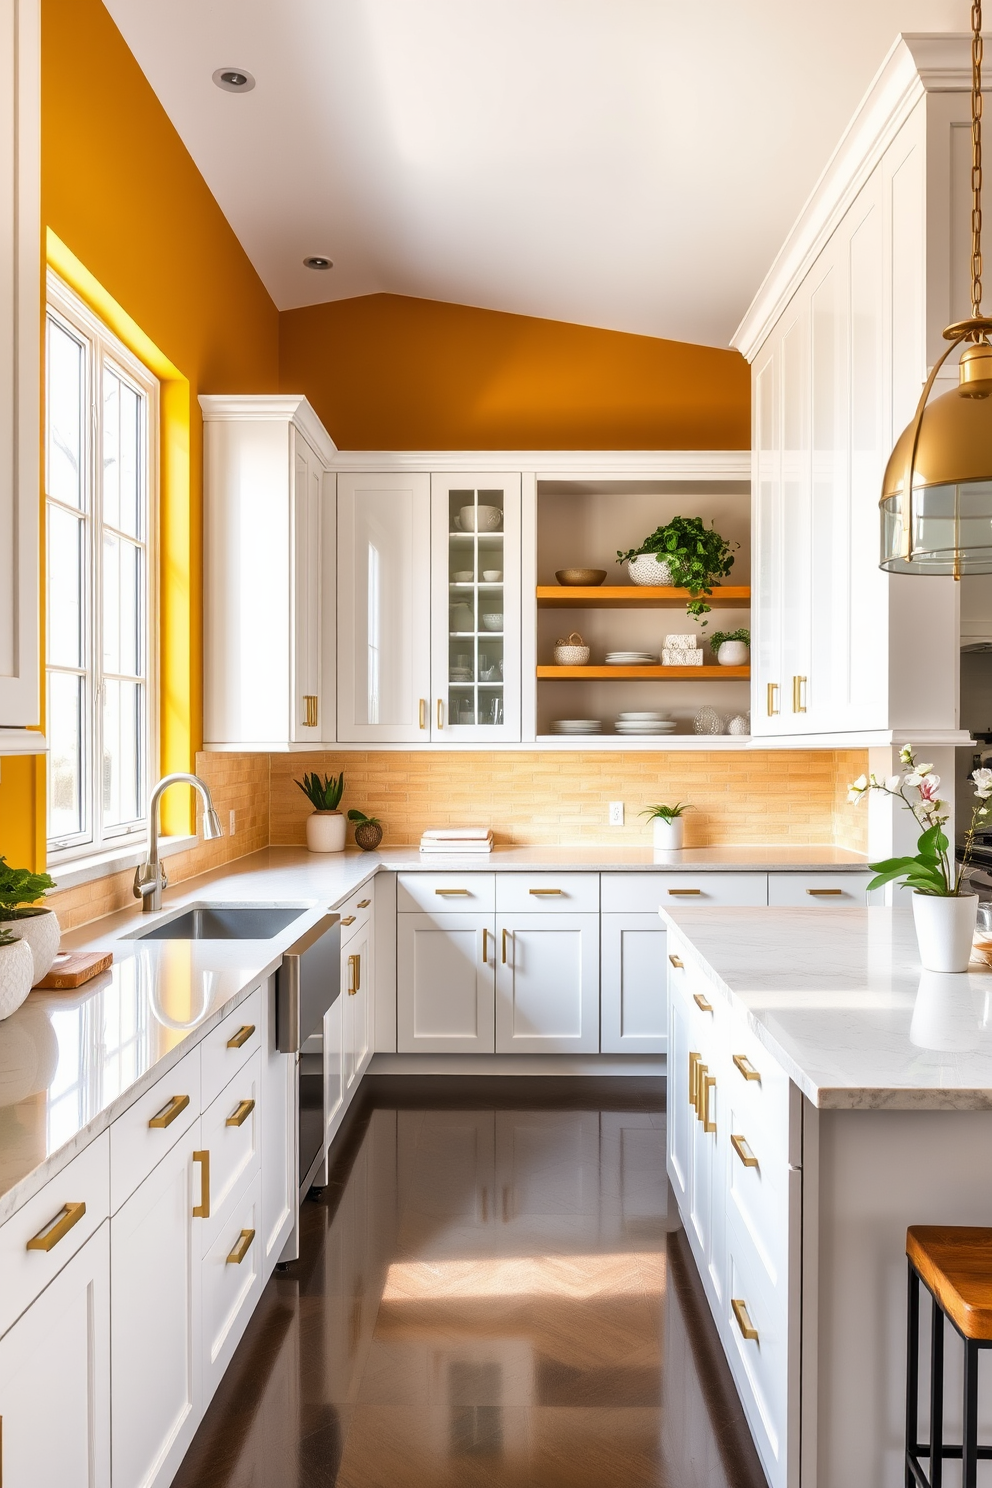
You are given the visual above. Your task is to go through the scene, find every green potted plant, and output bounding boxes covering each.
[0,927,34,1020]
[709,627,750,666]
[348,809,383,852]
[641,802,692,852]
[0,858,58,984]
[617,515,737,623]
[295,772,347,853]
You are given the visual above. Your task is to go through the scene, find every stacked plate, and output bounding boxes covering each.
[614,712,677,735]
[605,651,657,665]
[552,719,602,735]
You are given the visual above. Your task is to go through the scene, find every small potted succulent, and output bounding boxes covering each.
[0,858,59,984]
[709,628,750,666]
[296,771,347,853]
[0,928,35,1019]
[348,809,383,852]
[641,802,692,852]
[617,515,737,624]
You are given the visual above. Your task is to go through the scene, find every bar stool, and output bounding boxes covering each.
[906,1226,992,1487]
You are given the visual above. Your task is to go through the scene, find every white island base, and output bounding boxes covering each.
[664,906,992,1488]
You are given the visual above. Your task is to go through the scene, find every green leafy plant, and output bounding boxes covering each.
[617,515,737,623]
[295,772,345,812]
[0,857,55,919]
[709,628,750,650]
[347,809,381,826]
[640,802,692,822]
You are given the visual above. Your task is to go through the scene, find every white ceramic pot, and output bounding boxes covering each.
[306,811,347,853]
[627,555,673,586]
[0,908,61,984]
[653,817,684,851]
[0,938,34,1021]
[911,891,979,973]
[716,640,750,667]
[459,504,502,532]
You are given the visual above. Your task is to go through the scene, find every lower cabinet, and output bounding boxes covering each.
[495,912,600,1053]
[201,1170,263,1401]
[397,912,495,1053]
[600,913,667,1054]
[260,970,297,1269]
[324,898,376,1149]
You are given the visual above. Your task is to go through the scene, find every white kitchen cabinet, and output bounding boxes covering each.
[0,1223,110,1488]
[343,915,372,1096]
[260,972,296,1270]
[495,912,600,1053]
[397,911,496,1054]
[200,1170,263,1402]
[600,913,667,1054]
[201,395,336,750]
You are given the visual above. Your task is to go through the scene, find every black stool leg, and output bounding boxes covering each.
[907,1264,921,1488]
[963,1340,979,1488]
[930,1301,945,1488]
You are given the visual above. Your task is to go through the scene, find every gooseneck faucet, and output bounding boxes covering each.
[133,773,224,912]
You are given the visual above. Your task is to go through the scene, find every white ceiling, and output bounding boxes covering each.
[103,0,971,347]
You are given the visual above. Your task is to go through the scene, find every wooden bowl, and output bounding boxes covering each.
[555,569,607,586]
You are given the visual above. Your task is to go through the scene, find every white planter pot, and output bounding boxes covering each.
[911,892,979,973]
[627,555,673,586]
[653,817,684,851]
[306,811,347,853]
[0,939,34,1021]
[716,640,750,667]
[0,908,61,984]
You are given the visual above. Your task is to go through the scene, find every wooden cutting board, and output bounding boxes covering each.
[35,950,113,989]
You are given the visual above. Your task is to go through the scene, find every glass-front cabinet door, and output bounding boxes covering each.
[430,474,521,741]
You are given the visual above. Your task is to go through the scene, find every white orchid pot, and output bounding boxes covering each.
[911,892,979,974]
[716,640,750,667]
[653,817,685,851]
[0,908,60,984]
[0,938,34,1020]
[306,811,347,854]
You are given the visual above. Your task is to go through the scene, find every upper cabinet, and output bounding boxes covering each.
[201,396,336,751]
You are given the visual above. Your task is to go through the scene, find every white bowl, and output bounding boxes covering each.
[482,570,503,582]
[481,614,503,631]
[460,505,502,532]
[452,570,474,582]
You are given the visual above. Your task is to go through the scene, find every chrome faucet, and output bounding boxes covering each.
[133,773,224,912]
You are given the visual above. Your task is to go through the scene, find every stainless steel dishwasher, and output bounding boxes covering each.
[276,913,341,1202]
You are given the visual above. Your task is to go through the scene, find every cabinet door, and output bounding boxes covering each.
[260,972,296,1272]
[667,971,693,1214]
[111,1125,202,1488]
[291,431,323,744]
[343,920,372,1094]
[778,306,813,730]
[0,1224,109,1488]
[337,472,431,741]
[201,1171,263,1403]
[495,913,599,1053]
[397,913,496,1054]
[750,341,782,737]
[430,473,521,741]
[324,992,345,1143]
[600,913,667,1054]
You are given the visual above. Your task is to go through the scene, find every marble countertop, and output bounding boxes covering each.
[663,905,992,1111]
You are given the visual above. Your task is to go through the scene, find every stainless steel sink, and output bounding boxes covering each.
[130,904,308,941]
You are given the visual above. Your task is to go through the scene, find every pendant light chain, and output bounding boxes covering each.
[972,0,984,321]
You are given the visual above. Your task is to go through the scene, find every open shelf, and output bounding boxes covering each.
[537,585,751,609]
[537,664,750,680]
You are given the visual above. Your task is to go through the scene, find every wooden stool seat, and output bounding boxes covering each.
[907,1227,992,1342]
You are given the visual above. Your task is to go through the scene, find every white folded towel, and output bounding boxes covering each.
[419,840,493,854]
[420,827,492,841]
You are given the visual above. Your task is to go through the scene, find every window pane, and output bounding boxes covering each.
[47,319,84,508]
[103,532,142,678]
[103,678,142,827]
[48,671,85,839]
[103,370,142,537]
[47,505,84,669]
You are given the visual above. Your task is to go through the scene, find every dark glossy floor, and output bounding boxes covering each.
[173,1077,767,1488]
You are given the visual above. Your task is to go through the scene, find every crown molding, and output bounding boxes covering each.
[198,394,338,466]
[0,728,46,755]
[327,449,751,479]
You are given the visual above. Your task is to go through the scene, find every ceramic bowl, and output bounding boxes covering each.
[482,570,503,582]
[555,569,607,586]
[481,613,503,631]
[452,570,474,582]
[460,505,502,532]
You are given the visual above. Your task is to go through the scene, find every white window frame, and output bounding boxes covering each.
[45,270,159,865]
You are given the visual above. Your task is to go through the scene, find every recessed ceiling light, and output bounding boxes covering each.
[212,68,255,93]
[303,256,333,270]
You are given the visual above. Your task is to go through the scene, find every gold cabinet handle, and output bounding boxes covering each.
[792,675,807,714]
[437,698,444,729]
[732,1297,759,1342]
[731,1133,759,1169]
[668,954,684,969]
[732,1053,761,1082]
[693,992,713,1013]
[340,915,356,926]
[806,887,843,897]
[226,1024,255,1050]
[436,888,470,896]
[482,926,490,964]
[767,681,780,716]
[419,697,427,730]
[688,1051,702,1112]
[357,899,371,909]
[701,1074,716,1133]
[668,888,701,896]
[348,953,360,995]
[529,887,564,896]
[303,693,318,728]
[226,1098,255,1128]
[502,928,509,964]
[148,1093,190,1129]
[26,1200,86,1252]
[193,1150,210,1218]
[226,1228,256,1265]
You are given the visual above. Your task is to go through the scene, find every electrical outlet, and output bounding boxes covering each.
[229,809,237,835]
[608,801,624,827]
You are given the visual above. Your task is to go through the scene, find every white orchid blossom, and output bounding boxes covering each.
[847,774,868,805]
[973,767,992,799]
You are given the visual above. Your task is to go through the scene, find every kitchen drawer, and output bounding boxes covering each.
[0,1130,110,1339]
[668,941,724,1026]
[200,984,262,1111]
[201,1168,263,1402]
[724,1214,792,1488]
[495,873,599,914]
[723,1017,796,1167]
[337,883,374,945]
[725,1093,792,1292]
[657,873,768,909]
[110,1048,201,1213]
[398,872,495,914]
[767,872,872,907]
[199,1052,261,1257]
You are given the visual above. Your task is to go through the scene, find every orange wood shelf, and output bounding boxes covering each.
[536,585,751,609]
[537,665,750,680]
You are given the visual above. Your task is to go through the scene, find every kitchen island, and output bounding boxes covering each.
[663,904,992,1488]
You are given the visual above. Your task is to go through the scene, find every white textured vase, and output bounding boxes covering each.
[306,811,347,853]
[716,640,750,667]
[0,939,34,1020]
[653,818,685,851]
[627,555,673,586]
[911,892,979,973]
[0,908,61,985]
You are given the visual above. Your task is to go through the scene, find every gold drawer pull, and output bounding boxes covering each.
[668,954,684,969]
[340,915,356,926]
[732,1297,759,1342]
[348,953,360,995]
[502,928,510,964]
[482,926,490,964]
[806,887,843,897]
[693,992,713,1014]
[357,899,371,909]
[226,1098,255,1128]
[26,1200,86,1252]
[731,1133,759,1169]
[303,694,318,728]
[701,1074,716,1133]
[792,675,807,714]
[419,697,427,730]
[668,888,701,896]
[732,1053,761,1082]
[767,681,779,717]
[437,698,444,730]
[193,1150,210,1218]
[529,887,565,896]
[436,888,470,896]
[688,1051,702,1112]
[227,1228,256,1265]
[148,1093,190,1129]
[226,1024,255,1050]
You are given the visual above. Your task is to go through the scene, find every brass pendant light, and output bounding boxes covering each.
[880,2,992,576]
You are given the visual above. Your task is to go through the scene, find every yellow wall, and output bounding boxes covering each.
[280,294,751,450]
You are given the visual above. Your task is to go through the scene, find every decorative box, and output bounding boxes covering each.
[662,648,703,666]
